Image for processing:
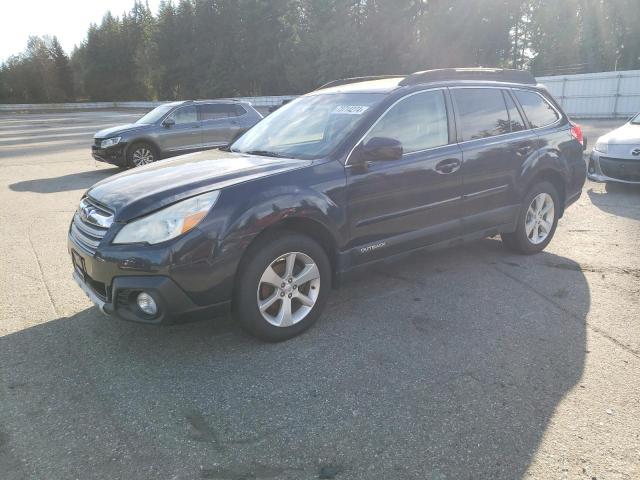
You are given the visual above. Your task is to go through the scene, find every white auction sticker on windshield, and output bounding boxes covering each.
[333,105,370,115]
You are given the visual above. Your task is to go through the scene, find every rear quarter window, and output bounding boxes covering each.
[513,90,560,128]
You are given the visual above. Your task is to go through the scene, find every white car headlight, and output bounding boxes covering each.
[594,140,608,154]
[100,137,122,149]
[113,191,220,245]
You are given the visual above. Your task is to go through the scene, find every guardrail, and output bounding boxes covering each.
[0,96,298,112]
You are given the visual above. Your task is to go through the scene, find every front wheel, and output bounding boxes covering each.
[127,142,157,168]
[501,181,559,254]
[233,232,331,341]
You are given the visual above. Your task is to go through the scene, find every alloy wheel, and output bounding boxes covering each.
[525,192,555,245]
[256,251,321,327]
[132,147,155,166]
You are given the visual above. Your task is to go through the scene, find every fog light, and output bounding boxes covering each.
[136,292,157,316]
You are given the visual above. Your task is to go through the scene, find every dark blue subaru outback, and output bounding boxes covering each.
[69,68,586,341]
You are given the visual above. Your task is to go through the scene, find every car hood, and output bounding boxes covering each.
[87,149,313,221]
[599,122,640,144]
[94,123,149,139]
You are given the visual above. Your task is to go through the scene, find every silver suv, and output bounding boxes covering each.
[92,100,263,168]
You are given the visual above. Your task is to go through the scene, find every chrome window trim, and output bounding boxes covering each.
[345,85,565,166]
[345,87,448,166]
[448,86,563,146]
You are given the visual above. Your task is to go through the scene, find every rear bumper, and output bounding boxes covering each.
[588,151,640,184]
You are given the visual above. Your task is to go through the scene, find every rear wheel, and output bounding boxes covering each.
[233,232,331,341]
[127,142,157,168]
[501,181,559,254]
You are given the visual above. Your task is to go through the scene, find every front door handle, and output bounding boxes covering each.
[435,158,461,174]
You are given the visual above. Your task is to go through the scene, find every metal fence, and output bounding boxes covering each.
[536,70,640,119]
[4,71,640,119]
[0,96,297,113]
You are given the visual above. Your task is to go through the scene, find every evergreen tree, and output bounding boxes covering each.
[1,0,639,103]
[50,37,75,101]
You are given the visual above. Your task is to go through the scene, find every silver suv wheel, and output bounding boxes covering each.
[132,146,155,166]
[256,251,320,327]
[525,192,555,245]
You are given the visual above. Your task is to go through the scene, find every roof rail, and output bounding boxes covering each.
[398,68,536,87]
[315,75,404,91]
[193,98,240,103]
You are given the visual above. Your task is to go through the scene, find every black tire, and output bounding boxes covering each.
[233,231,331,342]
[126,141,157,168]
[501,181,560,254]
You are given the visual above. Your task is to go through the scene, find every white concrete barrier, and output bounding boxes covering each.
[0,96,298,112]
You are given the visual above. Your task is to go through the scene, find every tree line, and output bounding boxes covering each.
[1,0,639,104]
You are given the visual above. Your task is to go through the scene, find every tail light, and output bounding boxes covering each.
[570,123,584,146]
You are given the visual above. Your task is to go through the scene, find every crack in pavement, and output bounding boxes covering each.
[26,218,60,317]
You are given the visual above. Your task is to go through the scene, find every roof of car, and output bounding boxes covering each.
[164,99,246,107]
[311,77,405,95]
[311,68,540,95]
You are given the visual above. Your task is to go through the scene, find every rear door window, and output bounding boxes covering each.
[199,104,239,120]
[452,88,511,141]
[513,90,560,128]
[364,90,449,153]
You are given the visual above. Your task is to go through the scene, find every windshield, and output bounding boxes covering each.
[136,104,175,124]
[631,113,640,124]
[231,93,385,159]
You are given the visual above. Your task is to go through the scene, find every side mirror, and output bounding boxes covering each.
[162,117,175,128]
[361,137,403,162]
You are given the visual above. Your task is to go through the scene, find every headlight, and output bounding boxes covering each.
[113,191,220,245]
[594,140,608,153]
[100,137,121,149]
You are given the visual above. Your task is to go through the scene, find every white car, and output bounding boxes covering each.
[589,113,640,184]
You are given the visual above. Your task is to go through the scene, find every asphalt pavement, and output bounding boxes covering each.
[0,111,639,479]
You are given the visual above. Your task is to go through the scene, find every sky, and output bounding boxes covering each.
[0,0,161,62]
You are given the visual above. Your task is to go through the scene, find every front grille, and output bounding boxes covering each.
[600,157,640,182]
[94,138,103,147]
[69,196,113,256]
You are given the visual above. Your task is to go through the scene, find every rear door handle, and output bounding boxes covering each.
[435,158,461,174]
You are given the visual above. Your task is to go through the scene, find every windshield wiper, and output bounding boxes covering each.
[243,150,288,158]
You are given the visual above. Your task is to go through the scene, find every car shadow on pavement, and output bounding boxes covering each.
[9,168,121,194]
[587,183,640,221]
[0,240,588,479]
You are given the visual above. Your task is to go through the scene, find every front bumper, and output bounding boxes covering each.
[588,150,640,184]
[68,232,232,324]
[91,143,127,166]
